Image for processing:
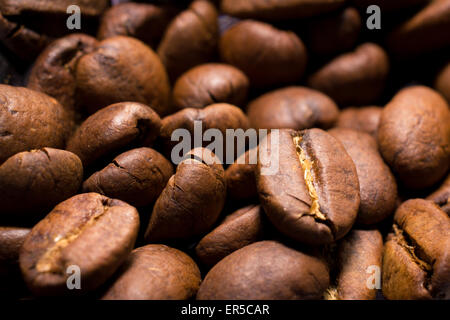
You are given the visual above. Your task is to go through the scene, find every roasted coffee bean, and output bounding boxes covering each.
[19,193,140,296]
[0,148,83,218]
[27,34,98,117]
[382,199,450,300]
[144,148,226,243]
[157,0,218,82]
[172,63,249,110]
[247,86,339,130]
[225,148,258,200]
[435,61,450,103]
[387,0,450,57]
[326,229,383,300]
[220,0,346,20]
[195,205,264,268]
[160,103,249,161]
[329,128,397,225]
[426,174,450,215]
[335,106,382,138]
[197,240,329,300]
[352,0,428,12]
[220,20,307,88]
[307,7,361,56]
[66,102,161,167]
[377,86,450,189]
[98,3,178,49]
[256,128,360,245]
[102,244,201,300]
[76,36,170,115]
[0,227,30,276]
[82,147,173,208]
[0,85,72,164]
[308,43,389,106]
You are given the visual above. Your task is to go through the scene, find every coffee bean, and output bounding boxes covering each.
[308,43,389,106]
[0,148,83,219]
[329,128,397,225]
[82,147,173,208]
[256,128,360,245]
[335,106,382,138]
[19,193,140,295]
[426,174,450,216]
[247,86,339,130]
[66,102,161,167]
[0,227,30,276]
[76,36,170,115]
[225,148,258,200]
[157,0,218,82]
[377,86,450,189]
[352,0,428,12]
[98,3,178,49]
[172,63,249,110]
[382,199,450,300]
[144,148,226,242]
[27,34,98,117]
[220,0,346,20]
[102,244,201,300]
[0,85,72,164]
[197,240,330,300]
[195,205,265,268]
[220,20,307,88]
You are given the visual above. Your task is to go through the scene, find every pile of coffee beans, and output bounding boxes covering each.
[0,0,449,300]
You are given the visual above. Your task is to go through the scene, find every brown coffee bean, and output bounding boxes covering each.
[102,244,201,300]
[76,36,170,115]
[197,240,329,300]
[382,199,450,300]
[98,3,178,49]
[157,0,218,82]
[352,0,428,12]
[307,7,361,56]
[82,147,173,208]
[331,229,383,300]
[247,86,339,130]
[388,0,450,57]
[0,227,30,276]
[0,85,72,164]
[225,148,258,200]
[19,193,140,296]
[172,63,249,110]
[435,61,450,103]
[220,20,307,88]
[144,148,226,243]
[66,102,161,167]
[160,103,249,161]
[426,174,450,216]
[0,148,83,218]
[329,128,397,225]
[195,205,264,268]
[220,0,346,20]
[377,86,450,189]
[0,0,108,17]
[308,43,389,106]
[256,128,360,245]
[27,34,98,117]
[335,106,382,138]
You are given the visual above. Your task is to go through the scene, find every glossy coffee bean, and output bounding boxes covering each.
[66,102,161,167]
[256,128,360,245]
[329,128,397,225]
[19,193,140,296]
[144,148,226,242]
[102,245,201,300]
[82,148,173,208]
[382,199,450,300]
[377,86,450,189]
[195,205,265,268]
[197,241,330,300]
[247,86,339,130]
